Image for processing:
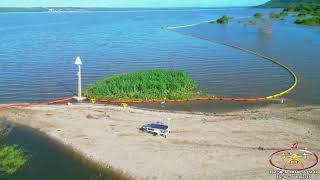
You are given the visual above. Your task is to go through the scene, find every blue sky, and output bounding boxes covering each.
[0,0,269,7]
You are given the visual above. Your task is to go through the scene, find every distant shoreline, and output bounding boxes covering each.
[0,6,251,13]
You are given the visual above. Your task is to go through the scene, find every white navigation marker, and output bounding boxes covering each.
[74,56,86,102]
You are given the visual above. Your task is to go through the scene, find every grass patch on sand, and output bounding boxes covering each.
[84,70,208,100]
[0,145,31,175]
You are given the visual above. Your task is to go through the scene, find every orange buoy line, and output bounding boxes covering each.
[0,96,75,110]
[89,25,298,104]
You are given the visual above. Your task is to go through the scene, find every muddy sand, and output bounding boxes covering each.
[0,103,319,179]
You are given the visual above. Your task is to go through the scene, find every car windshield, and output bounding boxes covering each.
[149,124,168,130]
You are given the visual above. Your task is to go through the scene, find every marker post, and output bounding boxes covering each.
[74,56,86,102]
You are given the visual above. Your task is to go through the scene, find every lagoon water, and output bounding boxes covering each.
[0,8,319,106]
[0,123,114,180]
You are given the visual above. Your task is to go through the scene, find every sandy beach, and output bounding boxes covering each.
[0,103,319,179]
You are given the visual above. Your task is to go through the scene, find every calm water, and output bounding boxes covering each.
[0,122,115,180]
[0,8,319,106]
[0,8,320,179]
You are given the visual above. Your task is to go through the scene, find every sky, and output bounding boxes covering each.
[0,0,269,8]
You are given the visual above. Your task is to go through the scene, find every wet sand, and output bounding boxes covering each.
[0,103,319,179]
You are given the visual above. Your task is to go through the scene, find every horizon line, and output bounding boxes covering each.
[0,6,253,8]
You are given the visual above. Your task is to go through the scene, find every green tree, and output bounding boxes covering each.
[216,15,231,24]
[254,13,263,18]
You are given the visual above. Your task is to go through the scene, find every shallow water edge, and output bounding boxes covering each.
[0,118,130,180]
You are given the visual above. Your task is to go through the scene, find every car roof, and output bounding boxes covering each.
[147,123,168,130]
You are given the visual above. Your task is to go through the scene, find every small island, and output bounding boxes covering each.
[208,15,232,24]
[84,70,208,100]
[254,12,263,18]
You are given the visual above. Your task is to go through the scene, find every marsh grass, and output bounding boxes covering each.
[84,70,208,100]
[0,145,31,175]
[0,121,30,176]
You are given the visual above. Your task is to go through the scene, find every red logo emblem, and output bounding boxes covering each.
[269,142,319,170]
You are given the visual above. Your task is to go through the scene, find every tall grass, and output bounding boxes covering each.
[0,145,31,175]
[84,70,208,100]
[0,122,30,176]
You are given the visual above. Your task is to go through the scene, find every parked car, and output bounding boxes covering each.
[140,123,170,138]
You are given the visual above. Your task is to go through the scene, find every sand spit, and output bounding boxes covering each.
[0,104,319,179]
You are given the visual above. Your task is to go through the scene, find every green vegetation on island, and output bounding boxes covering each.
[209,15,232,24]
[295,16,320,25]
[257,0,320,26]
[254,13,263,18]
[284,3,320,16]
[259,0,320,16]
[282,2,320,25]
[217,15,232,24]
[84,70,208,100]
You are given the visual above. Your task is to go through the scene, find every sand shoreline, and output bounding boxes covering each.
[0,103,319,179]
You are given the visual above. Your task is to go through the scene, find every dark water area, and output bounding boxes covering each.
[0,122,117,180]
[0,8,319,108]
